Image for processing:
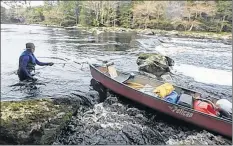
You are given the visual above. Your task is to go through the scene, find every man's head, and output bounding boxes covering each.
[26,43,35,53]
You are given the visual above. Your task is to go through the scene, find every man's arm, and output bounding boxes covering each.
[20,56,34,79]
[34,55,53,66]
[35,58,49,66]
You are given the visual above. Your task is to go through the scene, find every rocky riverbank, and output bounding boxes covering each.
[0,97,80,144]
[15,23,232,43]
[69,26,232,43]
[54,94,232,145]
[1,90,231,145]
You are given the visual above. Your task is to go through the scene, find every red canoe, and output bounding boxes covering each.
[89,63,232,138]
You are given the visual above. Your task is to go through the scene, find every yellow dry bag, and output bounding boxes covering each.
[153,83,174,98]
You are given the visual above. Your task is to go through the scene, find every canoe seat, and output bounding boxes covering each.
[114,74,131,83]
[125,81,144,90]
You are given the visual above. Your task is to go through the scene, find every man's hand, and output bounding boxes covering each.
[28,77,37,82]
[32,77,38,82]
[48,62,54,66]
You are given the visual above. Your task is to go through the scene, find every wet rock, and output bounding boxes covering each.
[93,103,105,115]
[142,127,165,144]
[178,131,185,139]
[137,53,174,77]
[166,30,179,36]
[140,29,154,35]
[110,103,126,113]
[67,125,76,132]
[222,39,232,45]
[71,92,95,107]
[89,27,104,35]
[90,79,108,102]
[64,26,77,29]
[121,124,144,144]
[161,73,173,82]
[86,90,101,103]
[57,112,66,118]
[55,94,232,145]
[166,138,178,145]
[103,96,118,107]
[0,98,76,144]
[55,95,170,145]
[165,130,232,145]
[29,123,43,143]
[135,114,148,122]
[126,108,141,116]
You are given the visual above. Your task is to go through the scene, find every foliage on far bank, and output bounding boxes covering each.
[1,1,232,33]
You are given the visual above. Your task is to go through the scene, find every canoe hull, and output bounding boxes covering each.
[89,64,232,138]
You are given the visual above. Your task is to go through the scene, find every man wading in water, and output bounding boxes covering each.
[17,43,54,81]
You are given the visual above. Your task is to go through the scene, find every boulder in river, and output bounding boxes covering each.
[136,53,174,77]
[138,29,155,35]
[0,98,79,145]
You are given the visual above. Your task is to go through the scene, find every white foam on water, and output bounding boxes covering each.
[172,64,232,86]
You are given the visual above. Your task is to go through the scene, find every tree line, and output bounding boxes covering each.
[1,1,232,32]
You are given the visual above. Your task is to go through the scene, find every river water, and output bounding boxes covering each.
[1,24,232,144]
